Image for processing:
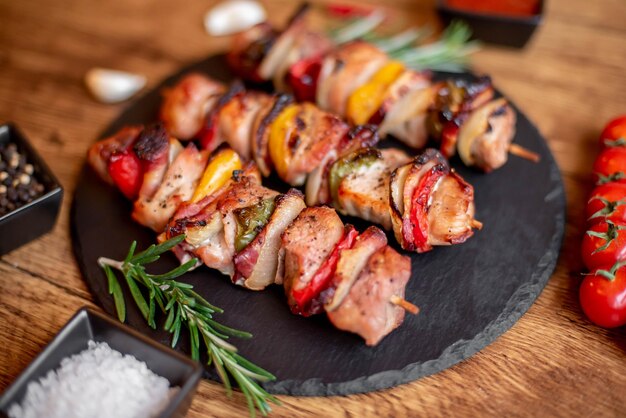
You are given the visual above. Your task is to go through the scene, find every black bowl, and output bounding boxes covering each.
[436,0,544,48]
[0,123,63,255]
[0,307,203,418]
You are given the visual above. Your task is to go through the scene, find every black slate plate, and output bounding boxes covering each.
[71,55,565,396]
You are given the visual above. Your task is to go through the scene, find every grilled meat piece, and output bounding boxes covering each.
[390,149,479,252]
[324,226,388,311]
[316,41,388,116]
[372,70,431,125]
[87,126,142,184]
[160,73,225,140]
[379,85,439,148]
[427,171,476,246]
[133,143,207,232]
[327,245,411,346]
[282,206,345,311]
[228,23,279,82]
[272,103,349,186]
[457,98,516,172]
[336,148,410,230]
[218,91,274,159]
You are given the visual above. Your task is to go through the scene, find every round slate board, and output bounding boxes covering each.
[71,55,565,396]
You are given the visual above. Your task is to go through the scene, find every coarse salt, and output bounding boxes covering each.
[8,341,179,418]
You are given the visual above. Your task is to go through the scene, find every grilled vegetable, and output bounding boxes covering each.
[191,148,242,203]
[346,61,405,125]
[107,150,143,200]
[328,148,380,208]
[234,198,276,252]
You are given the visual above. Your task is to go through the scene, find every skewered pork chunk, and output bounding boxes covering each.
[160,73,224,140]
[327,245,411,346]
[316,41,389,116]
[457,98,516,172]
[87,126,142,184]
[281,206,346,315]
[133,143,207,232]
[390,148,478,252]
[334,148,411,230]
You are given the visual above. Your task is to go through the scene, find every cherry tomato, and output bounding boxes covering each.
[585,183,626,225]
[599,115,626,148]
[593,146,626,185]
[108,150,143,200]
[581,220,626,271]
[580,263,626,328]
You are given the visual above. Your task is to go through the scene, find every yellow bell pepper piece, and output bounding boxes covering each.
[191,148,242,202]
[346,61,405,125]
[269,103,301,180]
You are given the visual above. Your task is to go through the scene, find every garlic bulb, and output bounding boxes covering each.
[85,68,147,104]
[204,0,267,36]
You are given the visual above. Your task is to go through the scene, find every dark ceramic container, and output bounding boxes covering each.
[0,307,203,418]
[0,123,63,255]
[437,0,544,48]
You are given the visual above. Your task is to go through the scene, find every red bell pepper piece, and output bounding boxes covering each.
[439,121,459,159]
[410,167,445,253]
[326,4,372,17]
[291,225,359,316]
[286,55,322,103]
[196,112,219,151]
[108,150,143,200]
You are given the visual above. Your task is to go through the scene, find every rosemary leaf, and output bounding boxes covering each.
[126,276,150,322]
[104,264,126,322]
[147,259,197,280]
[124,240,137,264]
[148,297,156,328]
[205,318,253,339]
[232,353,276,380]
[164,304,175,330]
[189,320,200,361]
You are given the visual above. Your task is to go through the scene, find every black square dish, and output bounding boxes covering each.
[0,123,63,255]
[436,0,544,48]
[0,307,203,418]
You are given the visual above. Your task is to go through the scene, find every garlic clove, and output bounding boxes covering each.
[85,68,147,104]
[204,0,267,37]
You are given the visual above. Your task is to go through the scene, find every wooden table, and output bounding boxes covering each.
[1,0,625,416]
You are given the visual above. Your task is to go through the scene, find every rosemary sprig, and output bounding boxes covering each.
[329,10,479,72]
[330,9,386,44]
[98,235,280,417]
[392,20,480,72]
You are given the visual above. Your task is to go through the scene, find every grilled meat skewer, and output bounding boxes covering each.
[160,73,481,253]
[88,129,417,345]
[227,12,539,172]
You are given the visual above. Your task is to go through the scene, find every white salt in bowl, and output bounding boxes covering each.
[0,307,202,418]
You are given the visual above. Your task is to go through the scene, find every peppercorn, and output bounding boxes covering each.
[0,141,46,216]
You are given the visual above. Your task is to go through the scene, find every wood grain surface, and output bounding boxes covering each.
[1,0,625,417]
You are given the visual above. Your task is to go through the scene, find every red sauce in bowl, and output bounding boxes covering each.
[445,0,541,17]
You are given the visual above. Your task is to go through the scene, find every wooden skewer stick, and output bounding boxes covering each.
[390,295,419,315]
[509,143,541,163]
[471,219,483,230]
